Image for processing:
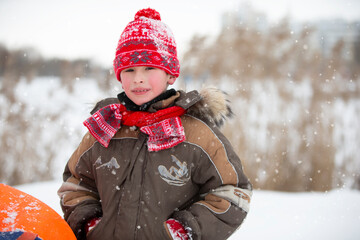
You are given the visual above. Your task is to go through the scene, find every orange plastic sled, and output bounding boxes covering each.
[0,183,76,240]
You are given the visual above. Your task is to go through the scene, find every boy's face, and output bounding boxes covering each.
[120,66,176,106]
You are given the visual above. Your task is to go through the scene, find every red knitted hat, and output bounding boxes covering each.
[113,8,180,81]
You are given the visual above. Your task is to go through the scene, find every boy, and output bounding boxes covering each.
[58,8,252,240]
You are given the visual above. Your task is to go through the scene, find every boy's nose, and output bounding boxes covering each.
[134,71,144,83]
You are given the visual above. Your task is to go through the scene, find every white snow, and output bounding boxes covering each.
[1,211,17,226]
[15,180,360,240]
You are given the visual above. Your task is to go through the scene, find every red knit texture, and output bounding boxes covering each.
[135,8,161,20]
[166,219,189,240]
[113,8,180,81]
[85,217,101,234]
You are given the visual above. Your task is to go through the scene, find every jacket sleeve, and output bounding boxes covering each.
[170,124,252,240]
[57,132,102,240]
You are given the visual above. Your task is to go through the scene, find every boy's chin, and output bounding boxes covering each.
[131,98,149,106]
[130,94,158,106]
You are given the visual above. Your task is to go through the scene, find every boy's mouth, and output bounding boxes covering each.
[132,88,150,95]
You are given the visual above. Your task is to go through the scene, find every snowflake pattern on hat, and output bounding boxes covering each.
[130,51,152,63]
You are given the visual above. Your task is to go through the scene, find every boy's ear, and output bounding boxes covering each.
[167,75,176,85]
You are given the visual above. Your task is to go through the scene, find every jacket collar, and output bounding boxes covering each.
[90,87,232,128]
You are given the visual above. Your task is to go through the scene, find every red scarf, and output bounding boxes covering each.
[83,104,186,151]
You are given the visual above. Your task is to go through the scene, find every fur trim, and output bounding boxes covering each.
[187,87,233,127]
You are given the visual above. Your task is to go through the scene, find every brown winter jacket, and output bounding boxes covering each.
[58,88,252,240]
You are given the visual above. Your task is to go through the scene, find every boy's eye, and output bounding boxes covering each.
[146,67,155,70]
[124,69,134,72]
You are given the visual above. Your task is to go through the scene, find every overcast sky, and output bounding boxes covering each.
[0,0,359,67]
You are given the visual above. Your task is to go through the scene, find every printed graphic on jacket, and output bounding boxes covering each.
[95,156,120,175]
[158,155,190,186]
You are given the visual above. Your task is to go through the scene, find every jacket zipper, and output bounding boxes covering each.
[134,137,149,240]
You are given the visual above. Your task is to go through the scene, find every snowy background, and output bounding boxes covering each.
[1,0,360,239]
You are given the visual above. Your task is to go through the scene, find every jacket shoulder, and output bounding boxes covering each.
[181,114,239,185]
[90,97,119,114]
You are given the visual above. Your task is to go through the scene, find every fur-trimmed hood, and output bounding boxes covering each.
[181,87,233,128]
[90,87,233,128]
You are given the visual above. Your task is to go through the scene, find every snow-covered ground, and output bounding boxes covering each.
[16,180,360,240]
